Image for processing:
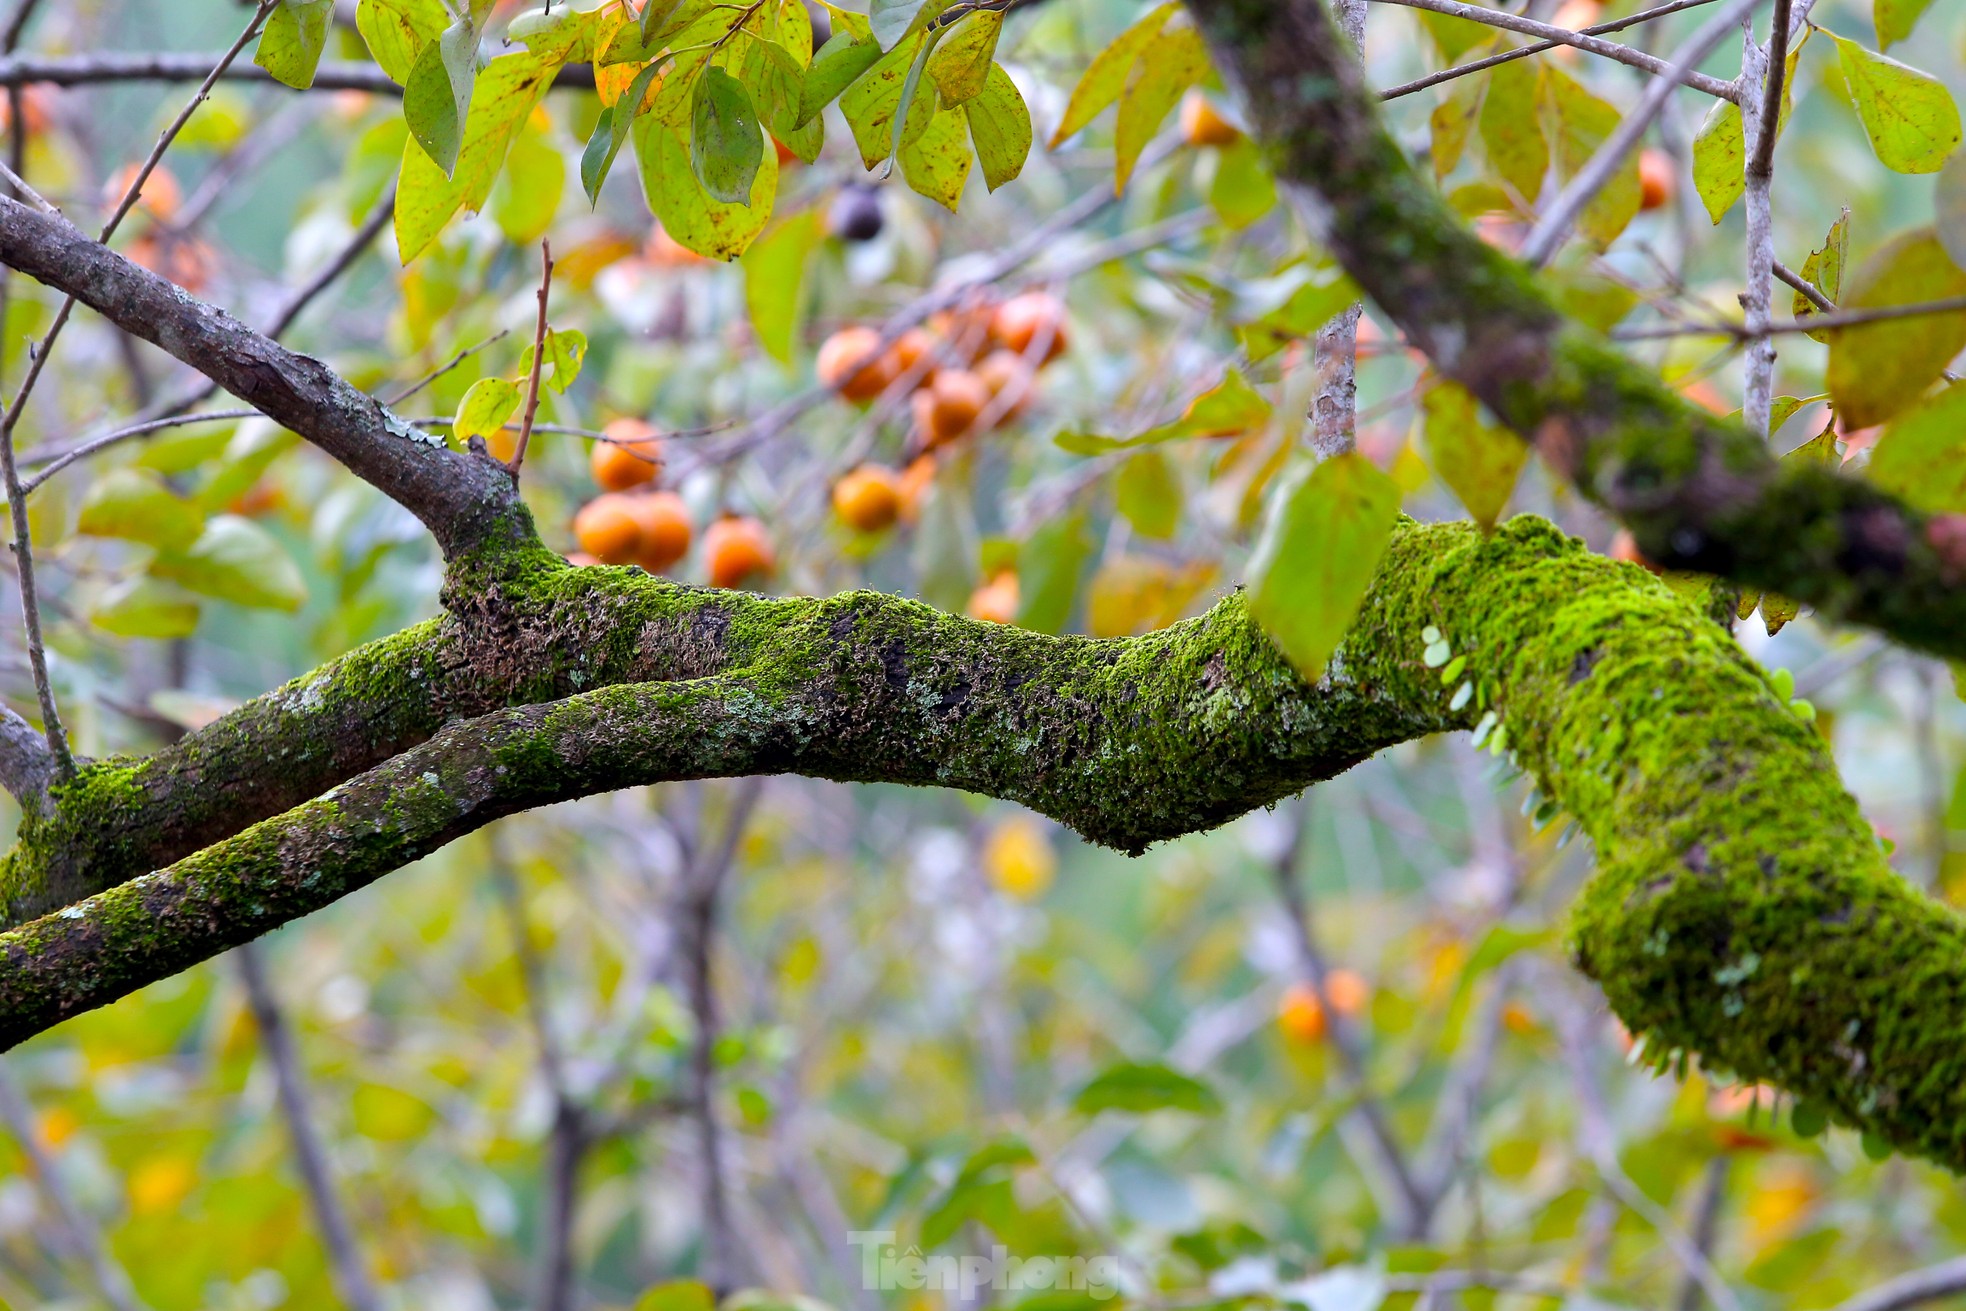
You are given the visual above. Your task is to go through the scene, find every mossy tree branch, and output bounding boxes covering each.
[7,519,1966,1175]
[1182,0,1966,660]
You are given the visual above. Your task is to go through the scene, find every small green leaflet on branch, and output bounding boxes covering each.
[1832,34,1961,174]
[692,67,766,205]
[256,0,336,90]
[966,63,1031,192]
[1825,226,1966,427]
[1246,452,1401,683]
[583,61,663,203]
[519,328,588,395]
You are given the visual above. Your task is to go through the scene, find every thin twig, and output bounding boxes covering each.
[1673,1156,1730,1311]
[382,331,512,406]
[1614,292,1966,340]
[1832,1256,1966,1311]
[238,944,384,1311]
[1774,258,1835,313]
[0,0,44,52]
[1271,794,1432,1238]
[0,51,597,94]
[1379,0,1725,100]
[0,1057,147,1311]
[1521,0,1767,267]
[1739,0,1792,435]
[1372,0,1741,101]
[509,239,554,476]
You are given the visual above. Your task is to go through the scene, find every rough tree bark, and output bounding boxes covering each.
[3,0,1966,1183]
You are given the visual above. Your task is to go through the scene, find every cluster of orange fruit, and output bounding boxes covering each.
[818,291,1070,536]
[104,163,217,295]
[569,418,775,589]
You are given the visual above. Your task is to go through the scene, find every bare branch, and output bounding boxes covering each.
[0,194,527,555]
[1372,0,1742,102]
[1378,0,1725,100]
[509,240,554,477]
[1740,0,1793,436]
[1832,1257,1966,1311]
[1521,0,1766,267]
[0,51,597,94]
[1613,292,1966,339]
[237,943,384,1311]
[0,701,51,810]
[1774,258,1835,313]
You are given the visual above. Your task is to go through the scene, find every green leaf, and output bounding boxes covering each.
[742,209,823,365]
[839,33,935,170]
[1791,1101,1830,1137]
[255,0,335,90]
[1050,1,1177,147]
[1016,511,1092,634]
[1073,1061,1221,1116]
[403,18,478,176]
[1479,60,1546,203]
[1114,25,1209,192]
[1867,381,1966,512]
[1418,376,1527,529]
[1795,208,1850,342]
[742,17,821,163]
[899,104,971,211]
[691,67,765,206]
[355,0,447,85]
[89,578,200,640]
[1209,137,1276,229]
[1825,227,1966,428]
[1246,452,1401,682]
[1116,449,1182,539]
[493,119,565,243]
[871,0,947,48]
[454,377,521,444]
[1833,34,1961,174]
[799,32,882,128]
[395,48,559,261]
[966,63,1031,193]
[582,61,662,204]
[151,516,306,612]
[1185,368,1272,436]
[1692,99,1746,223]
[927,9,1001,104]
[1429,65,1487,180]
[76,467,203,549]
[634,1282,716,1311]
[1545,67,1638,247]
[1875,0,1938,48]
[636,112,779,261]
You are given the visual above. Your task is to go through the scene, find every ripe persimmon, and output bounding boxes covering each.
[818,326,896,403]
[833,465,904,534]
[628,490,692,572]
[574,494,643,565]
[967,571,1020,624]
[128,232,213,293]
[1277,983,1327,1044]
[914,369,992,448]
[1180,92,1241,148]
[976,349,1036,424]
[591,418,663,491]
[1638,148,1675,212]
[989,292,1069,366]
[1323,969,1370,1018]
[888,327,939,386]
[704,515,774,589]
[897,453,937,523]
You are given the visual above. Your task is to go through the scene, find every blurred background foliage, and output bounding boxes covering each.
[3,0,1966,1307]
